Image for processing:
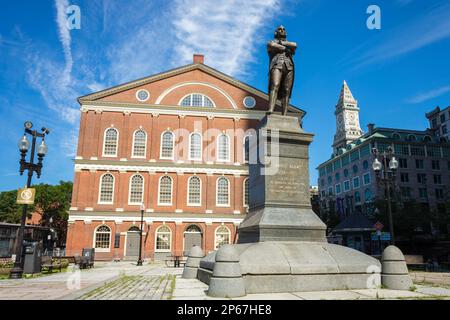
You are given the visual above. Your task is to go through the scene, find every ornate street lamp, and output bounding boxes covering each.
[137,203,145,266]
[10,122,49,279]
[372,146,398,245]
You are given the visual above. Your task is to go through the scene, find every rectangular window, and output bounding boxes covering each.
[427,147,441,158]
[333,159,342,170]
[432,160,440,170]
[417,173,427,184]
[435,189,444,200]
[443,148,450,158]
[432,118,437,128]
[443,124,448,134]
[377,143,390,153]
[419,188,428,199]
[342,155,350,166]
[319,167,326,177]
[114,233,121,248]
[440,114,446,123]
[335,184,341,195]
[411,146,425,156]
[399,158,408,169]
[352,177,360,189]
[350,150,359,162]
[360,145,370,157]
[433,174,442,185]
[400,187,411,198]
[394,144,409,156]
[415,159,424,169]
[343,180,351,192]
[326,164,333,174]
[363,173,371,185]
[400,173,409,183]
[328,187,333,196]
[321,190,326,197]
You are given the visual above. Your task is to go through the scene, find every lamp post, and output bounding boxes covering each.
[372,146,398,246]
[137,203,145,266]
[10,122,49,279]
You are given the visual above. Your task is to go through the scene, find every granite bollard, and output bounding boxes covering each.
[182,246,204,279]
[207,245,246,298]
[381,245,413,290]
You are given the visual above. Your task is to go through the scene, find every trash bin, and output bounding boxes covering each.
[82,248,95,268]
[23,241,42,274]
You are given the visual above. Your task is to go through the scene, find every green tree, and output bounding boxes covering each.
[0,190,23,223]
[0,181,73,245]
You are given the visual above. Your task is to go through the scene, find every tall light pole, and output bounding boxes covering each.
[372,146,398,246]
[137,203,145,266]
[10,122,49,279]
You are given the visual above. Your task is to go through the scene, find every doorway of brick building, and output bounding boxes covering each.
[124,226,141,260]
[183,225,203,256]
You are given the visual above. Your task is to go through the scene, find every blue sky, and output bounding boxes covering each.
[1,0,450,191]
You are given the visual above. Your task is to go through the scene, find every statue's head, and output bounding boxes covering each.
[274,25,287,39]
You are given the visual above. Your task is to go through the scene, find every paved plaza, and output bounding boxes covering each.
[0,261,449,300]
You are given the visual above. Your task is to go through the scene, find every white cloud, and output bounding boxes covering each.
[407,85,450,104]
[171,0,281,78]
[342,2,450,70]
[55,0,73,82]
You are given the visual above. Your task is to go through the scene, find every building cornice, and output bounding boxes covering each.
[74,160,249,175]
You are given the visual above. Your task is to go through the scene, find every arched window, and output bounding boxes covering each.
[180,93,214,107]
[243,178,249,207]
[186,225,202,233]
[217,134,230,162]
[158,176,172,205]
[423,135,432,142]
[94,225,111,251]
[132,129,147,157]
[155,225,171,251]
[352,165,359,174]
[99,173,114,204]
[408,134,417,141]
[215,225,231,249]
[392,133,401,140]
[189,132,202,161]
[243,136,250,163]
[160,131,174,159]
[103,128,118,156]
[363,160,369,170]
[129,174,144,204]
[216,177,230,206]
[187,176,201,206]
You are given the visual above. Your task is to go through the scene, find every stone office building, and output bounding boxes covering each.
[65,54,304,260]
[426,106,450,141]
[317,82,450,242]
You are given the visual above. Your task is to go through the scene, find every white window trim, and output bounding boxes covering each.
[131,129,147,159]
[243,178,249,208]
[243,135,251,164]
[187,176,202,207]
[217,134,231,162]
[128,174,145,205]
[188,132,203,161]
[136,89,150,102]
[216,177,230,207]
[352,176,360,189]
[98,173,115,205]
[155,225,172,252]
[160,131,175,160]
[102,127,119,157]
[178,93,216,108]
[214,225,231,250]
[343,180,351,192]
[93,225,111,253]
[158,176,173,206]
[363,173,371,186]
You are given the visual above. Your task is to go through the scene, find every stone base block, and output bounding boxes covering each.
[208,277,246,298]
[381,274,413,290]
[199,241,381,295]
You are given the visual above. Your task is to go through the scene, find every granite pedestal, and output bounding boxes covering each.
[196,114,381,297]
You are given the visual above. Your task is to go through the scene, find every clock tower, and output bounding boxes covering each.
[332,81,363,154]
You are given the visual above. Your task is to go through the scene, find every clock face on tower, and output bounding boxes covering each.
[349,113,355,121]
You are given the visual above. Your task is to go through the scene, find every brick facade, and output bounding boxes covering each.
[66,55,303,260]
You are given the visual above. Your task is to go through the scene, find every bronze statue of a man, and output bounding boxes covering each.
[267,25,297,115]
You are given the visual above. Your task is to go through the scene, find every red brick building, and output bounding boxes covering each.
[66,55,304,260]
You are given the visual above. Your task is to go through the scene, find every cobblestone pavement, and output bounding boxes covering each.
[0,261,181,300]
